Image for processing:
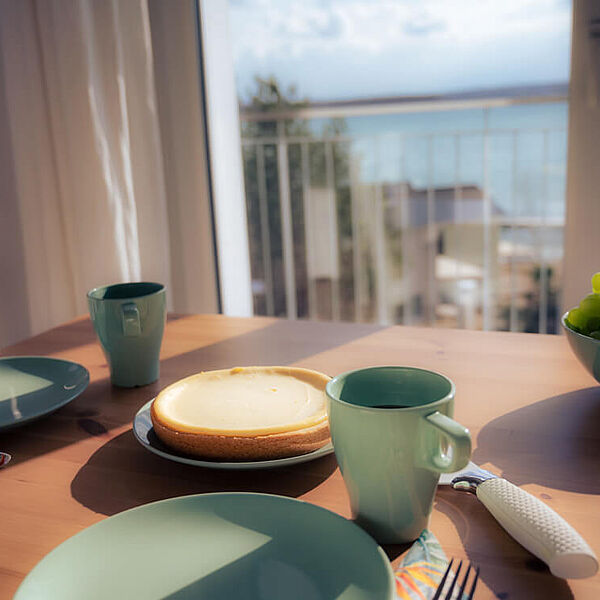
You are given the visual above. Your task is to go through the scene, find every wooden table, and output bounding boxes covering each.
[1,314,599,599]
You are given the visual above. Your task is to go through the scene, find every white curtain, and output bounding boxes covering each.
[564,0,600,309]
[0,0,218,347]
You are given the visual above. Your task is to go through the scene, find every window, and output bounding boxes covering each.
[222,0,572,332]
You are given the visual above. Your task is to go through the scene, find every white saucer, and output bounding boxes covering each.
[132,399,334,470]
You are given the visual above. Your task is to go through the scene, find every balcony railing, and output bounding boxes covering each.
[239,97,567,334]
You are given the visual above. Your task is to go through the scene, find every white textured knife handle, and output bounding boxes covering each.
[477,478,598,579]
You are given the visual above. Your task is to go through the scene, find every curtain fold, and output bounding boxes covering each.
[0,0,218,347]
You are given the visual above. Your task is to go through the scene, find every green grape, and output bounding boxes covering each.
[587,316,600,332]
[567,307,587,332]
[579,293,600,318]
[589,330,600,340]
[592,272,600,294]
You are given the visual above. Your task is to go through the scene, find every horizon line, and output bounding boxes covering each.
[240,81,568,121]
[240,80,568,113]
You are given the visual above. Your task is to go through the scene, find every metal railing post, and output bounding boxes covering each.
[256,144,275,316]
[510,131,519,332]
[276,121,297,319]
[301,142,317,319]
[426,135,436,325]
[482,111,492,331]
[539,129,550,334]
[350,150,363,322]
[325,141,341,321]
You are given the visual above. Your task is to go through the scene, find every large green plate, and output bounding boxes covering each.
[133,399,334,470]
[0,356,89,431]
[14,493,395,600]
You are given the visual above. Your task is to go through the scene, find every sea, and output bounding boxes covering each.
[303,98,568,223]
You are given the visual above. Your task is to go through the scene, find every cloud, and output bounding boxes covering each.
[403,10,446,36]
[282,9,343,40]
[228,0,571,99]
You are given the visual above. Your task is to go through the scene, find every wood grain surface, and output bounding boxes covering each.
[1,314,599,599]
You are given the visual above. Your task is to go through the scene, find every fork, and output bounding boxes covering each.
[432,558,479,599]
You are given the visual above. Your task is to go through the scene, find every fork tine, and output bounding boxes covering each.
[431,559,454,600]
[444,560,463,599]
[432,559,479,599]
[467,566,480,599]
[457,562,472,598]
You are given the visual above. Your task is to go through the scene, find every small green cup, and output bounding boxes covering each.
[87,282,166,388]
[326,366,471,544]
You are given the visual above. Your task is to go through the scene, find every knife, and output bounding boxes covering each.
[439,461,598,579]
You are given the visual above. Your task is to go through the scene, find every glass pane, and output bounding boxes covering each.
[230,0,571,332]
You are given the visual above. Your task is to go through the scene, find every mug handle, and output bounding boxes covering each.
[424,411,471,473]
[121,302,141,336]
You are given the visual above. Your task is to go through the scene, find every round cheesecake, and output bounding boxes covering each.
[150,366,331,460]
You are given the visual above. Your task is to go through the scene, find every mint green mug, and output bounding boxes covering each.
[87,283,166,388]
[326,366,471,544]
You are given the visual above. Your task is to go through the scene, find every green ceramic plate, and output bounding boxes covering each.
[15,493,394,600]
[0,356,89,431]
[133,399,334,470]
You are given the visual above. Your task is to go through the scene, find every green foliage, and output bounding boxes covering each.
[241,75,358,319]
[241,75,312,138]
[517,265,559,333]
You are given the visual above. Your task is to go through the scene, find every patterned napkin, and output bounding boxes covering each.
[394,530,464,600]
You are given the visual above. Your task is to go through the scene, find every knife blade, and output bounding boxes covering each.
[438,461,598,579]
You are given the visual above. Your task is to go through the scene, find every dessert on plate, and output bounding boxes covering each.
[150,366,331,460]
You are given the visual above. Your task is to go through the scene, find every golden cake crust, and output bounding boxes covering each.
[151,417,330,460]
[150,366,331,460]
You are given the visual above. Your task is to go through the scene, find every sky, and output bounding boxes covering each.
[228,0,572,102]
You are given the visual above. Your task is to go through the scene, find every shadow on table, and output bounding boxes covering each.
[0,314,188,358]
[380,542,413,565]
[435,488,575,600]
[157,318,384,379]
[1,318,382,471]
[472,386,600,494]
[70,430,338,516]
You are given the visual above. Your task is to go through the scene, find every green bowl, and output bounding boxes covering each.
[561,312,600,383]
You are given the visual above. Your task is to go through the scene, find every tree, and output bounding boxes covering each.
[239,76,356,320]
[241,75,311,138]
